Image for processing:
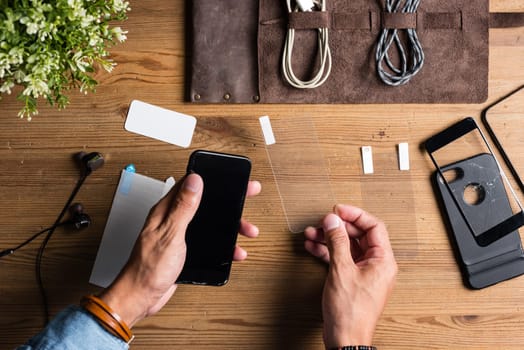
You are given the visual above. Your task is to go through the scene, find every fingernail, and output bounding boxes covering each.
[323,214,340,231]
[183,174,202,193]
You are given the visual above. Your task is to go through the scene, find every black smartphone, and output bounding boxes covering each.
[176,150,252,286]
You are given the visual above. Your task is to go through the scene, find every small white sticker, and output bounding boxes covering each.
[361,146,374,174]
[259,116,276,145]
[125,100,196,148]
[398,142,410,171]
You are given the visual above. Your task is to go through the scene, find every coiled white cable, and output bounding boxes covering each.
[282,0,332,89]
[376,0,424,86]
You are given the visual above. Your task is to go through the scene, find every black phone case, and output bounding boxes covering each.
[434,153,524,289]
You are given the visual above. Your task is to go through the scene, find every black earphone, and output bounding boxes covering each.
[0,151,104,325]
[69,203,92,229]
[76,151,104,176]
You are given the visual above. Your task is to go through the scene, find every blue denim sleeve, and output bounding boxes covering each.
[17,305,129,350]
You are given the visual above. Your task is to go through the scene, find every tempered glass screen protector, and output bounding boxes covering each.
[426,117,524,246]
[483,86,524,193]
[360,144,418,260]
[261,115,335,233]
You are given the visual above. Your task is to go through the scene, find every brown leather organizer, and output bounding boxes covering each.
[186,0,524,104]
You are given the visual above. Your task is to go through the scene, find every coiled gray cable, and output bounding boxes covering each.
[376,0,424,86]
[282,0,332,89]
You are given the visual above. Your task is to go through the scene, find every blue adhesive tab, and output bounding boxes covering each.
[125,164,136,173]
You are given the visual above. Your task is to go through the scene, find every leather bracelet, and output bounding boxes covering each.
[331,346,377,350]
[80,295,134,344]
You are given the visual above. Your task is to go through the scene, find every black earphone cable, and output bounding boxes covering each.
[0,222,69,258]
[36,173,87,325]
[1,152,103,326]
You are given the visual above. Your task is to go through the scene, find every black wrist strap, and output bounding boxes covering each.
[330,346,377,350]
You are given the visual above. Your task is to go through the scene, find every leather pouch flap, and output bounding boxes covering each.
[188,0,259,103]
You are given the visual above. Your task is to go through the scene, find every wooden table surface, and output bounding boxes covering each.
[1,1,524,349]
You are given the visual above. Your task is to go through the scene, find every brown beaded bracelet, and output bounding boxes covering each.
[80,295,134,344]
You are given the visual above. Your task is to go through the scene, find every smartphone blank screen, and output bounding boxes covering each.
[177,150,251,285]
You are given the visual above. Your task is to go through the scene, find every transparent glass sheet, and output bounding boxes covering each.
[360,144,418,260]
[264,115,336,233]
[429,118,524,245]
[484,86,524,194]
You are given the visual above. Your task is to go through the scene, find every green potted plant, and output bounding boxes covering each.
[0,0,130,120]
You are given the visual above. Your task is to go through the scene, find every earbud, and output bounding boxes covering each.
[75,152,105,176]
[69,203,91,229]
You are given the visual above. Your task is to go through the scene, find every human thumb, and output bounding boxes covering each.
[323,213,352,265]
[166,173,203,231]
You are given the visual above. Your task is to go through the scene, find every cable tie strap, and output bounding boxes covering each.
[422,11,462,30]
[489,12,524,28]
[288,11,330,29]
[282,0,332,89]
[375,0,425,86]
[81,295,135,344]
[381,12,416,29]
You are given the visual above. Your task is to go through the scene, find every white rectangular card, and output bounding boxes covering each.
[125,100,196,148]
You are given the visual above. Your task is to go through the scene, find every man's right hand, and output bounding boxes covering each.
[304,204,398,348]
